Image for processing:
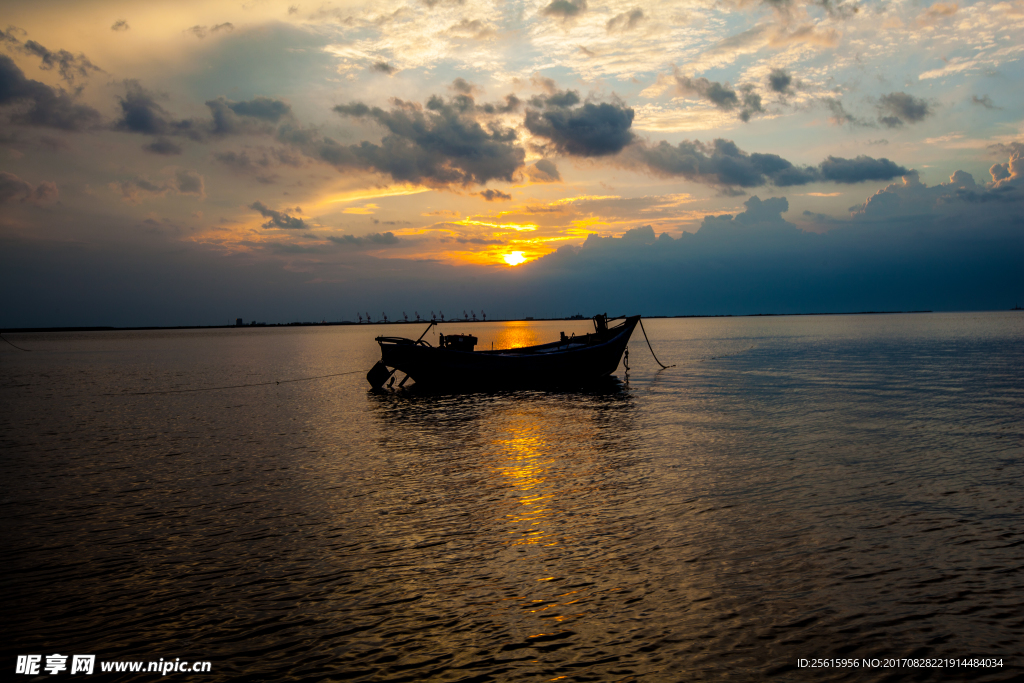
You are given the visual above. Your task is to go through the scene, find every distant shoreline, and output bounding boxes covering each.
[1,309,956,334]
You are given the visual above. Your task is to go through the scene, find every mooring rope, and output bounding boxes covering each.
[1,334,31,352]
[102,370,364,396]
[638,318,675,369]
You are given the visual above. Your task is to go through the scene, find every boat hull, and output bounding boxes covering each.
[376,316,639,389]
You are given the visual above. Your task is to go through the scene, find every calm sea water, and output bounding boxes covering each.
[2,313,1022,681]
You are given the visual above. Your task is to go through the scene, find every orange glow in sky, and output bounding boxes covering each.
[504,251,527,266]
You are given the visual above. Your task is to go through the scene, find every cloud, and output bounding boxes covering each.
[111,20,129,31]
[628,139,816,187]
[524,98,635,157]
[621,224,656,243]
[757,0,858,20]
[327,232,401,246]
[175,170,205,197]
[205,96,293,135]
[696,196,795,235]
[370,61,396,74]
[111,170,205,204]
[606,8,645,32]
[477,94,521,115]
[673,25,769,75]
[542,0,588,21]
[1,27,24,46]
[114,80,202,139]
[877,92,932,128]
[250,200,308,229]
[675,75,737,108]
[819,156,909,184]
[214,147,305,177]
[0,55,102,130]
[19,40,102,85]
[451,77,475,94]
[674,74,765,122]
[445,19,496,40]
[528,88,581,109]
[971,95,998,110]
[187,23,234,39]
[986,144,1023,191]
[769,23,840,47]
[821,97,861,126]
[453,236,506,245]
[35,135,72,151]
[113,84,294,144]
[479,189,512,201]
[852,149,1022,217]
[922,2,958,20]
[767,68,794,95]
[325,94,524,187]
[0,171,58,205]
[627,138,907,189]
[1,29,103,85]
[525,159,562,182]
[225,96,291,122]
[111,177,167,204]
[143,138,183,155]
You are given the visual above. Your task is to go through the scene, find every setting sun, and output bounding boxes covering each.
[503,251,527,266]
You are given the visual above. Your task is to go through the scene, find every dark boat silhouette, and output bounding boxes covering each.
[367,314,640,389]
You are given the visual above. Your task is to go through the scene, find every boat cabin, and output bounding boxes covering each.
[438,333,478,351]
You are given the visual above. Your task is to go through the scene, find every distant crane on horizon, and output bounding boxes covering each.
[357,313,363,323]
[415,311,421,321]
[403,311,408,322]
[481,310,486,321]
[471,310,477,321]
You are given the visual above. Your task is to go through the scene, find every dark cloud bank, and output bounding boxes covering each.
[3,154,1020,326]
[492,157,1023,317]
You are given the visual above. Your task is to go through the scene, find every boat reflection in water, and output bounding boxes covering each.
[360,381,666,678]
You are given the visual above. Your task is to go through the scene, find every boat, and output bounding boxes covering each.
[366,314,640,390]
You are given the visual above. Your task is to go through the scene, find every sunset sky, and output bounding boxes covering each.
[2,0,1022,326]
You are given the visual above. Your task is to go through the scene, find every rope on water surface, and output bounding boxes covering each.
[102,370,364,396]
[1,334,31,352]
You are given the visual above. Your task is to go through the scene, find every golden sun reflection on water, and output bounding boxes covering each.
[492,321,545,349]
[492,422,557,548]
